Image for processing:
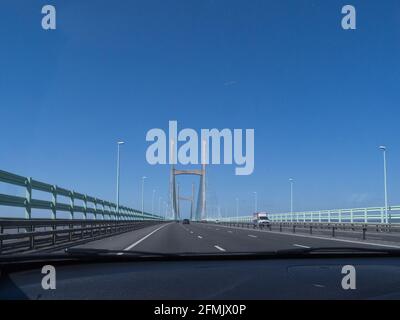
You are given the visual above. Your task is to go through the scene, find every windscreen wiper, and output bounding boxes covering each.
[0,249,180,264]
[65,247,180,258]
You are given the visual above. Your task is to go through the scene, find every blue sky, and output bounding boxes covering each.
[1,0,400,218]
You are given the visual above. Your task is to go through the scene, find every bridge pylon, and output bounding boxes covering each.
[170,164,206,221]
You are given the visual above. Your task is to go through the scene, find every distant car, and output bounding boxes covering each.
[182,219,190,224]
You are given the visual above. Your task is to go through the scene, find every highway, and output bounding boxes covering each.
[70,222,400,253]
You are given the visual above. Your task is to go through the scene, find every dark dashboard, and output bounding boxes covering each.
[1,256,400,300]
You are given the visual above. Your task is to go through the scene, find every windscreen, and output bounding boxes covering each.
[0,0,399,262]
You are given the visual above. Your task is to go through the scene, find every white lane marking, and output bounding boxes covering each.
[214,245,226,252]
[198,236,203,239]
[248,235,257,238]
[293,244,310,248]
[227,231,233,233]
[190,231,193,234]
[121,223,170,252]
[216,228,220,231]
[212,224,400,249]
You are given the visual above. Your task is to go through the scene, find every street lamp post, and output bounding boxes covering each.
[141,176,147,219]
[289,178,294,221]
[236,198,239,222]
[151,189,156,214]
[158,196,162,216]
[253,192,258,213]
[379,146,389,224]
[116,141,124,220]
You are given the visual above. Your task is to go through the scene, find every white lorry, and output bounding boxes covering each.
[252,212,270,229]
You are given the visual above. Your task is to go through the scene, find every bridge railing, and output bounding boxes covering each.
[215,205,400,225]
[0,169,161,221]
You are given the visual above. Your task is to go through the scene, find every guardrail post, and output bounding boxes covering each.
[310,225,312,234]
[332,226,335,237]
[30,224,35,250]
[70,191,75,219]
[94,198,98,220]
[0,225,3,254]
[25,177,32,219]
[51,186,57,244]
[362,227,367,240]
[51,185,57,219]
[279,223,282,232]
[83,195,88,220]
[101,201,105,220]
[293,225,296,233]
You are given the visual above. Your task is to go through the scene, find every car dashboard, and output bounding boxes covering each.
[1,256,400,300]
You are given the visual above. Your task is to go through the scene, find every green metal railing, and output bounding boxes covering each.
[214,205,400,225]
[0,169,162,221]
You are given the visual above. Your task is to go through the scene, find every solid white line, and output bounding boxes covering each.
[248,235,257,238]
[122,223,170,252]
[198,235,203,239]
[214,245,226,252]
[293,244,311,248]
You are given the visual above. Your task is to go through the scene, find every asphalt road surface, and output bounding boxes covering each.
[71,222,400,253]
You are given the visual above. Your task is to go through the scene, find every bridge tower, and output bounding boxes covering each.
[169,138,207,221]
[170,164,206,221]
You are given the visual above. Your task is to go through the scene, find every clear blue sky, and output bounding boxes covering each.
[1,0,400,218]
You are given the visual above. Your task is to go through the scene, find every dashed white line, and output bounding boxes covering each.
[190,231,193,234]
[227,231,233,233]
[293,244,311,249]
[248,235,257,238]
[198,236,203,239]
[214,245,226,252]
[212,223,400,249]
[121,223,170,253]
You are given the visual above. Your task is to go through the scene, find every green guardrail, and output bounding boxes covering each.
[212,206,400,225]
[0,169,163,221]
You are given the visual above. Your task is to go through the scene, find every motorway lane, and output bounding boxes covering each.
[70,221,400,254]
[194,223,400,250]
[70,223,171,251]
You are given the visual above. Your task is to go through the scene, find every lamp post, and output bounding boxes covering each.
[236,198,239,222]
[151,189,156,214]
[289,178,294,221]
[253,192,258,213]
[116,141,124,220]
[141,176,147,219]
[379,146,389,224]
[158,196,162,216]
